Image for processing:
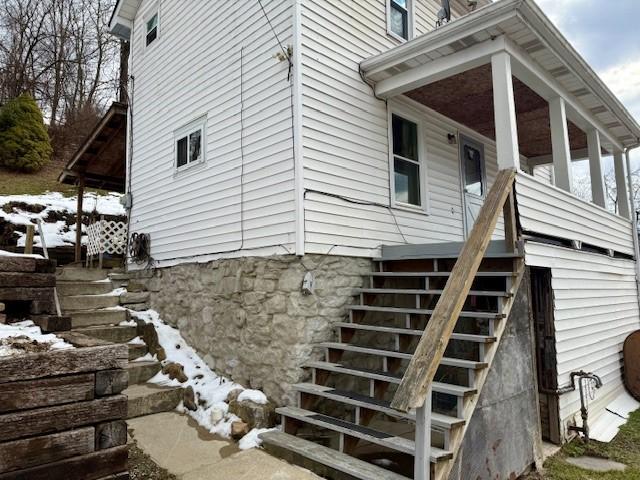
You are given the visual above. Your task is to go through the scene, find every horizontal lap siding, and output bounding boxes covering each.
[525,242,640,431]
[129,0,295,266]
[516,173,634,255]
[300,0,501,256]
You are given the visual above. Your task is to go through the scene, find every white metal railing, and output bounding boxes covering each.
[86,216,127,268]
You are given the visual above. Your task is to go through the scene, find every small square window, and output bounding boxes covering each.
[175,120,205,171]
[463,144,484,196]
[391,114,421,207]
[146,13,158,46]
[389,0,410,40]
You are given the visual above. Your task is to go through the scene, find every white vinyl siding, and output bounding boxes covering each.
[524,242,640,437]
[516,172,634,256]
[128,0,295,267]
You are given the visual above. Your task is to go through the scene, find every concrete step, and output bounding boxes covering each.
[127,360,161,384]
[73,325,137,344]
[70,309,129,328]
[57,281,114,297]
[125,384,182,419]
[261,430,411,480]
[120,292,150,305]
[128,343,148,361]
[61,295,120,311]
[56,268,112,282]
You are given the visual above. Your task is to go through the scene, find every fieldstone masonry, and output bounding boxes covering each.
[132,254,372,404]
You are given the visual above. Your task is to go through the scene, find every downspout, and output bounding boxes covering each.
[625,147,640,297]
[292,0,305,256]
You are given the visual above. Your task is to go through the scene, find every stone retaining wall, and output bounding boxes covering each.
[130,254,372,404]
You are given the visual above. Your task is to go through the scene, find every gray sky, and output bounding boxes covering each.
[534,0,640,177]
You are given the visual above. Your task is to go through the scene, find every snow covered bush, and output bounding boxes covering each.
[0,94,52,172]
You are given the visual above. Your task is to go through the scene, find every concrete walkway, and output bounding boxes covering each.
[128,412,322,480]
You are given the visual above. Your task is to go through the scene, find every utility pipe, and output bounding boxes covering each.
[625,147,640,298]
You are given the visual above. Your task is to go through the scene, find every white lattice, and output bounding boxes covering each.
[86,220,127,257]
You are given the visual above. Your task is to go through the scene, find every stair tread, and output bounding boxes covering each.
[348,305,503,319]
[336,323,497,342]
[278,406,453,461]
[305,361,476,397]
[320,342,488,369]
[260,430,411,480]
[124,383,182,399]
[368,271,517,277]
[357,288,510,297]
[293,383,465,428]
[127,360,160,369]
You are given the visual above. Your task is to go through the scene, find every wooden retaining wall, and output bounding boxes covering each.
[0,332,129,479]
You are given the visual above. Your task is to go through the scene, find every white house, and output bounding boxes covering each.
[109,0,640,479]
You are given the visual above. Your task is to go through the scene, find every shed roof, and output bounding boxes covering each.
[58,102,127,193]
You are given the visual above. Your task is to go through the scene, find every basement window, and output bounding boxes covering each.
[146,13,159,46]
[391,113,423,208]
[175,118,205,171]
[388,0,412,41]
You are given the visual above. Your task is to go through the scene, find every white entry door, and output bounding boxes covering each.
[460,135,487,238]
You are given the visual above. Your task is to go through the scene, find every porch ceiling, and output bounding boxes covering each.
[406,64,587,158]
[361,0,640,153]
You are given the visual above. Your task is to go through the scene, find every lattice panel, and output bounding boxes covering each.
[86,220,127,256]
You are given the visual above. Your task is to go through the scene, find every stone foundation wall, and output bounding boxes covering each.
[130,255,372,404]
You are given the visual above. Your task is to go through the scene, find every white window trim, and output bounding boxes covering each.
[386,0,414,43]
[143,3,160,49]
[459,134,487,201]
[174,116,207,174]
[388,104,429,214]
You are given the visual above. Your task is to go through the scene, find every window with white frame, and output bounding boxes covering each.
[391,114,422,207]
[146,12,159,46]
[388,0,411,41]
[175,120,205,170]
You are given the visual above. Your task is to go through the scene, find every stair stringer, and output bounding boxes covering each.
[433,259,526,480]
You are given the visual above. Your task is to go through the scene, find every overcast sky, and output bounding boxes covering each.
[534,0,640,177]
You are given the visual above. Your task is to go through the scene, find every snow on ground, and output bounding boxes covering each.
[0,192,124,248]
[131,309,275,449]
[0,321,74,357]
[0,249,43,258]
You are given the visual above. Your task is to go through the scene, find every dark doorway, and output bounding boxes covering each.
[530,267,561,444]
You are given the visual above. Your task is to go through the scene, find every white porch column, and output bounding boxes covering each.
[614,150,631,219]
[549,97,573,193]
[491,52,520,170]
[587,129,606,207]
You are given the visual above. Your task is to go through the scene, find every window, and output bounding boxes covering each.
[389,0,411,41]
[146,13,158,46]
[462,142,484,197]
[175,120,205,171]
[392,114,422,207]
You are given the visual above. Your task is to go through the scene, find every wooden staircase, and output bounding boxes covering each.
[262,170,522,480]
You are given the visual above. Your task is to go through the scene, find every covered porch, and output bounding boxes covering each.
[361,0,640,249]
[58,101,128,266]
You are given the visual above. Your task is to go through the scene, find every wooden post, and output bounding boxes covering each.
[614,150,631,219]
[414,388,432,480]
[75,176,85,264]
[491,52,520,170]
[25,225,35,255]
[587,129,606,208]
[549,97,573,193]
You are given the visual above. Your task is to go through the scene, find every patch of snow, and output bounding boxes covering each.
[0,321,74,357]
[97,287,126,297]
[0,249,43,259]
[131,309,272,447]
[237,389,268,405]
[239,428,275,450]
[119,320,137,327]
[131,352,157,363]
[127,336,146,345]
[0,192,124,249]
[590,391,640,442]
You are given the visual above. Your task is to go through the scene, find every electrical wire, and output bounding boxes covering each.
[257,0,291,64]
